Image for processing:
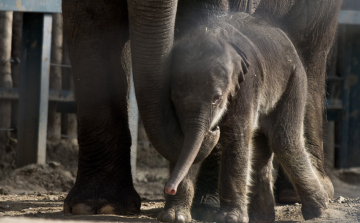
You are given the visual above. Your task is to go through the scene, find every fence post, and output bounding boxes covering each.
[16,13,52,167]
[47,13,62,139]
[10,12,22,137]
[0,11,13,143]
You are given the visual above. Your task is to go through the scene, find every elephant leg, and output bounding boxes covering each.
[275,78,334,204]
[275,52,334,204]
[275,166,300,203]
[62,0,140,215]
[268,84,328,220]
[191,145,221,222]
[275,0,342,203]
[269,123,328,220]
[248,132,275,222]
[215,127,253,223]
[304,78,334,198]
[158,163,201,223]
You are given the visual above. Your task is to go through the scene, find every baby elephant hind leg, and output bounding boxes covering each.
[268,98,328,220]
[248,132,275,222]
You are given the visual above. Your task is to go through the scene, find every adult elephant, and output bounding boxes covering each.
[62,0,342,217]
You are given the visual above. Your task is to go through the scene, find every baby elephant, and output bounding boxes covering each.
[159,12,329,223]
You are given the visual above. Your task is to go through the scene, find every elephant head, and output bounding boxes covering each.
[128,1,255,195]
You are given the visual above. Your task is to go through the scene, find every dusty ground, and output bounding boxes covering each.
[0,138,360,222]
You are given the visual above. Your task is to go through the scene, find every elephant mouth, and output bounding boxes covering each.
[192,125,220,164]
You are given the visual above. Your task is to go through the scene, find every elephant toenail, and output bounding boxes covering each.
[162,212,176,222]
[176,214,186,223]
[99,205,115,214]
[72,203,94,215]
[214,213,226,223]
[226,215,238,223]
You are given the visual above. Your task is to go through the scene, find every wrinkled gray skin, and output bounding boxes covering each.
[62,0,341,219]
[164,13,328,223]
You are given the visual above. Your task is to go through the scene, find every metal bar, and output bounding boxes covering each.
[0,128,15,131]
[340,26,350,168]
[326,99,343,110]
[338,10,360,25]
[0,0,61,13]
[48,89,75,101]
[327,76,343,81]
[0,87,18,100]
[17,13,52,167]
[0,88,75,102]
[50,63,71,68]
[0,57,21,64]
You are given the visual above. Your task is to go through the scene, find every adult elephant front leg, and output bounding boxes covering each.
[62,0,140,215]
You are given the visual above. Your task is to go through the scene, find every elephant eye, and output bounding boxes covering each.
[212,94,222,105]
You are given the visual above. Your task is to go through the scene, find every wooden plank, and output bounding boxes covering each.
[0,11,13,142]
[11,12,23,136]
[0,88,75,102]
[48,13,62,139]
[0,0,61,13]
[338,10,360,25]
[16,13,52,167]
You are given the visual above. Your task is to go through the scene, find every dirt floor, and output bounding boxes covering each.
[0,138,360,222]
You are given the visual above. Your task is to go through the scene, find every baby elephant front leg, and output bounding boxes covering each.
[158,163,200,223]
[215,129,252,223]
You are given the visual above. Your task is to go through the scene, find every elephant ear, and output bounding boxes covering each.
[229,42,250,83]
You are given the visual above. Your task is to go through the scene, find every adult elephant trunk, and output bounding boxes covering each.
[128,1,219,163]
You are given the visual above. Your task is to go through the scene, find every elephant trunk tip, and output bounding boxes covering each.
[165,183,177,195]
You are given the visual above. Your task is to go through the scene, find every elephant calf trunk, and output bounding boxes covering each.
[165,135,204,195]
[165,127,220,195]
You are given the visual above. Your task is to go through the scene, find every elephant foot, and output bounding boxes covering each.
[191,188,220,222]
[321,175,334,199]
[276,175,333,204]
[64,178,141,215]
[214,209,249,223]
[191,205,218,222]
[157,206,192,223]
[300,189,328,220]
